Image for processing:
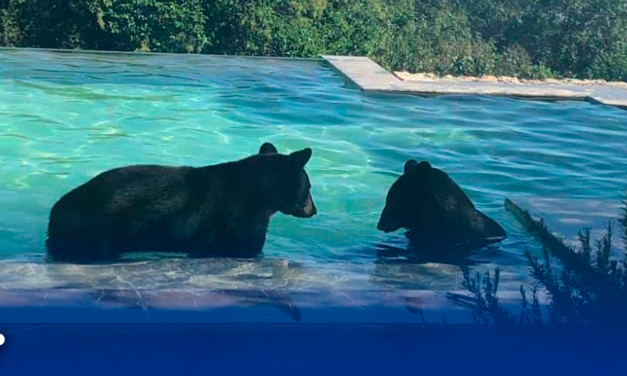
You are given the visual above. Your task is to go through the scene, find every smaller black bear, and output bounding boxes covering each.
[377,160,506,251]
[46,143,316,263]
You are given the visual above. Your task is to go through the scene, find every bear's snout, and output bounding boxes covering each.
[376,220,387,232]
[376,209,402,233]
[290,193,317,218]
[377,219,394,233]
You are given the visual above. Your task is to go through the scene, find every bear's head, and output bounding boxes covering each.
[377,159,506,247]
[256,142,317,218]
[377,159,434,233]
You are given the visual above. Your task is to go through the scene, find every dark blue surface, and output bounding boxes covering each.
[0,323,624,376]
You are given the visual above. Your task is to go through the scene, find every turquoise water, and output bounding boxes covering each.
[1,49,626,296]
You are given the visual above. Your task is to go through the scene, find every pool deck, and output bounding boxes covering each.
[323,55,627,109]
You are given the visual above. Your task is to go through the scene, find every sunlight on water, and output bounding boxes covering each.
[1,49,626,296]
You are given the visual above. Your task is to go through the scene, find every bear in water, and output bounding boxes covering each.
[377,160,506,251]
[46,143,316,263]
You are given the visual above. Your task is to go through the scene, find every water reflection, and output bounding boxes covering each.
[373,240,495,267]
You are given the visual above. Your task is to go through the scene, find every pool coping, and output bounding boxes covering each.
[322,55,627,109]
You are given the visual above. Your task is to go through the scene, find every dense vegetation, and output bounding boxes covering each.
[1,0,626,80]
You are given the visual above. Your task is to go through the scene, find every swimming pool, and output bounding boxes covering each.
[1,48,626,323]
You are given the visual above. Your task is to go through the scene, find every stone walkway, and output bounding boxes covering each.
[323,55,627,109]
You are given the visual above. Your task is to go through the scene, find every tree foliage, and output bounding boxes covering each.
[1,0,627,80]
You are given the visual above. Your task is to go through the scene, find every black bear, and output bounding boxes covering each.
[46,143,316,263]
[377,160,506,251]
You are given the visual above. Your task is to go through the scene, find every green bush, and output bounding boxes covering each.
[203,0,412,60]
[495,45,555,79]
[1,0,627,80]
[89,0,208,52]
[0,0,20,46]
[409,2,499,76]
[2,0,96,49]
[587,43,627,82]
[460,0,627,79]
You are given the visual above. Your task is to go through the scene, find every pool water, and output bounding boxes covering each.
[0,49,626,305]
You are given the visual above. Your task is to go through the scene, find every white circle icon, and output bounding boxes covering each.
[0,334,4,346]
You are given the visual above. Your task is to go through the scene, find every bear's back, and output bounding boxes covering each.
[53,165,193,214]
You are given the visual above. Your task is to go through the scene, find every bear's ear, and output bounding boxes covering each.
[289,148,312,169]
[405,160,432,174]
[259,142,278,154]
[417,161,431,170]
[404,159,419,174]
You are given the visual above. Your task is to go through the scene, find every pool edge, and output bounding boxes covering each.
[322,55,627,110]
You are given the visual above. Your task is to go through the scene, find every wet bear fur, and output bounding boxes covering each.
[45,143,316,263]
[377,159,506,251]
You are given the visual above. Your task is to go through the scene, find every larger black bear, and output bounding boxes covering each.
[46,143,316,263]
[377,159,506,251]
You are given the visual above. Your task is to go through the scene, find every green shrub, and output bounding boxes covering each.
[89,0,208,52]
[1,0,627,80]
[202,0,413,61]
[3,0,97,49]
[411,3,498,76]
[495,44,555,79]
[0,0,21,46]
[462,0,627,80]
[587,43,627,82]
